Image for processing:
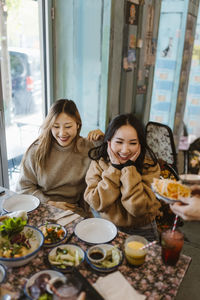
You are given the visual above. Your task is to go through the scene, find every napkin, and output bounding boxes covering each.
[57,213,80,226]
[93,271,146,300]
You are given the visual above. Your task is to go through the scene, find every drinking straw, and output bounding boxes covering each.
[172,215,178,232]
[140,240,157,250]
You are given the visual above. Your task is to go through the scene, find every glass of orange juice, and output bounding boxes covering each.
[124,235,148,266]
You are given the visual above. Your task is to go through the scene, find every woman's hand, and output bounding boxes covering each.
[130,144,141,162]
[107,141,121,164]
[87,129,104,141]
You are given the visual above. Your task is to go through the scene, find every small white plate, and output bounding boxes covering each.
[180,174,200,185]
[2,194,40,213]
[74,218,117,244]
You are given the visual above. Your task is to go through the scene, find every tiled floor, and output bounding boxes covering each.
[176,221,200,299]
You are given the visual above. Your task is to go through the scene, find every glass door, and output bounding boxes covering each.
[0,0,44,190]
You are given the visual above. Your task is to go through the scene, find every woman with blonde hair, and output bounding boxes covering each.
[16,99,103,216]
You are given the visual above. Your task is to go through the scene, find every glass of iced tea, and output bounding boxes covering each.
[161,229,184,266]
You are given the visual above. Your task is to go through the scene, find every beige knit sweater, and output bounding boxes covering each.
[16,137,94,212]
[84,157,161,227]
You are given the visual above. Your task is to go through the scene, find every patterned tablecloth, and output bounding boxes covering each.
[1,203,191,300]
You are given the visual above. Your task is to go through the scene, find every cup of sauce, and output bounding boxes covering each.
[87,245,106,264]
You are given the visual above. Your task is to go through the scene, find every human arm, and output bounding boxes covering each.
[16,148,50,203]
[120,161,161,217]
[84,160,122,211]
[87,129,104,141]
[170,185,200,221]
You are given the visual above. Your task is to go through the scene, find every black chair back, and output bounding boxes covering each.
[145,121,179,180]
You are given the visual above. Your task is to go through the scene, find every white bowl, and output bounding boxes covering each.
[48,244,85,272]
[87,245,106,264]
[0,225,44,267]
[0,263,6,283]
[180,174,200,185]
[24,270,65,299]
[38,223,67,248]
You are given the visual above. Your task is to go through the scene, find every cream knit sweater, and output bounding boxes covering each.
[16,137,93,210]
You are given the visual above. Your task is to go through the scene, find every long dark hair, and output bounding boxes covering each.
[88,113,157,173]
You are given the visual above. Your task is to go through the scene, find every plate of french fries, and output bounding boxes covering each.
[152,178,191,203]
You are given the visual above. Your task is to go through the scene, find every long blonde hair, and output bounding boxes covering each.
[23,99,82,170]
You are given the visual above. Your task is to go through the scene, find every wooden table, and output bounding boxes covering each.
[0,190,191,299]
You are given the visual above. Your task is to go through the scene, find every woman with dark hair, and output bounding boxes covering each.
[84,113,161,241]
[16,99,103,216]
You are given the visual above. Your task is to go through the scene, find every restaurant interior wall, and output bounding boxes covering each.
[52,0,111,136]
[149,0,200,147]
[51,0,162,129]
[107,0,162,125]
[183,4,200,140]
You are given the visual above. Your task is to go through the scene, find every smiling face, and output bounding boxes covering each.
[51,112,78,147]
[110,124,140,164]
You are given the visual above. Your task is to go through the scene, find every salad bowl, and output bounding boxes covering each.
[0,224,44,267]
[0,263,6,283]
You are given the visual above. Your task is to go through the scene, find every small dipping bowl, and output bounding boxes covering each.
[124,235,148,266]
[87,245,106,264]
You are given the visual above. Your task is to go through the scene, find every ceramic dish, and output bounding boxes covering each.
[86,244,123,273]
[0,225,44,267]
[180,174,200,185]
[24,269,65,299]
[152,189,181,204]
[74,218,117,244]
[87,245,106,264]
[2,194,40,213]
[48,244,85,273]
[0,263,6,283]
[38,223,67,248]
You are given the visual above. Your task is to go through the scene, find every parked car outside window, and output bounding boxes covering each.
[9,48,41,115]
